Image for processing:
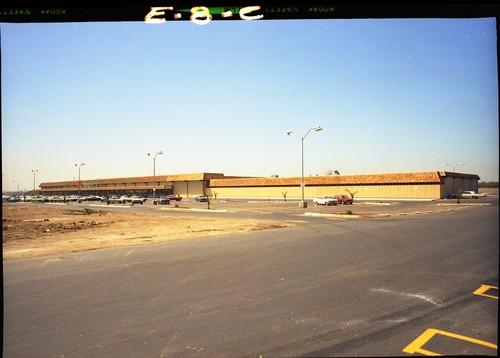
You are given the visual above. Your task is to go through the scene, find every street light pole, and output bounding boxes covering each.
[31,169,39,192]
[148,151,163,204]
[75,163,85,201]
[444,162,464,172]
[286,126,323,208]
[12,180,19,195]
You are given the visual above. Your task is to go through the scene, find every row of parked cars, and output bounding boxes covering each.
[2,195,86,203]
[3,195,26,202]
[313,195,354,206]
[154,195,207,204]
[108,196,147,204]
[2,194,183,204]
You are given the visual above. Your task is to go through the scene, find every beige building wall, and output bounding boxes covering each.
[207,171,479,200]
[206,184,442,200]
[173,181,205,198]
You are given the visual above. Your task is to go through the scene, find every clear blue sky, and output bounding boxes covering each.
[2,17,498,192]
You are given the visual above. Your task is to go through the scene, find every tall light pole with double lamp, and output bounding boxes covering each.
[12,180,19,195]
[148,151,163,204]
[75,163,85,202]
[285,125,323,208]
[444,162,464,172]
[31,169,39,193]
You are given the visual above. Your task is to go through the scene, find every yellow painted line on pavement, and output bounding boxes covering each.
[402,328,497,356]
[473,284,498,300]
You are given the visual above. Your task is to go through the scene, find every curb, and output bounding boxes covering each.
[159,207,228,213]
[304,212,390,219]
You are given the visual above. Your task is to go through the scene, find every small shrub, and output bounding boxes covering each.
[345,210,353,215]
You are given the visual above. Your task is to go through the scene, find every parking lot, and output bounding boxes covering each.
[3,189,498,357]
[5,188,497,218]
[74,189,498,221]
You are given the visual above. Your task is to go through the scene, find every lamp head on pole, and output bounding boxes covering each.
[313,126,323,132]
[148,151,164,157]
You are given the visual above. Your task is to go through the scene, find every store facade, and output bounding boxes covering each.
[37,171,480,200]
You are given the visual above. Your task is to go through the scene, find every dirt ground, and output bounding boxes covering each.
[2,204,290,260]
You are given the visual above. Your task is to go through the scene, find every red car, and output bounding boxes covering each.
[333,195,353,204]
[166,194,182,201]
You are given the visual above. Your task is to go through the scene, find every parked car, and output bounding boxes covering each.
[153,196,171,205]
[81,195,103,201]
[312,196,338,205]
[333,195,353,205]
[195,195,208,202]
[130,196,146,204]
[166,194,182,201]
[461,191,486,199]
[108,196,129,204]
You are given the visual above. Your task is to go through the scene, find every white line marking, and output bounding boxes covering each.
[371,288,440,305]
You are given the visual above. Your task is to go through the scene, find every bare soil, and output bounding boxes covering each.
[2,204,290,260]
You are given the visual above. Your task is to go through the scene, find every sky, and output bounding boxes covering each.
[1,12,499,192]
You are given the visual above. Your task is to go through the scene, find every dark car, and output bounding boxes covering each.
[195,195,208,202]
[154,196,170,205]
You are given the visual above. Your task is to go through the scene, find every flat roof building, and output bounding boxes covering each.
[37,171,480,200]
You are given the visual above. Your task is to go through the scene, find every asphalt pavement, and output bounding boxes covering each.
[3,192,498,357]
[73,189,498,221]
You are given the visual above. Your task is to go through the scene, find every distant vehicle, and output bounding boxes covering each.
[461,191,486,199]
[333,195,353,205]
[313,196,338,205]
[195,195,209,202]
[81,195,102,201]
[154,196,171,205]
[130,196,146,204]
[108,196,129,204]
[166,194,182,201]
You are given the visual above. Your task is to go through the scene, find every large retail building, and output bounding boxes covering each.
[37,171,480,200]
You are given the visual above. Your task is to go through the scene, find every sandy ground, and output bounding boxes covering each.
[2,204,290,260]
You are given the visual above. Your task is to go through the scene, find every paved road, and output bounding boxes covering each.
[57,191,497,220]
[3,196,498,357]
